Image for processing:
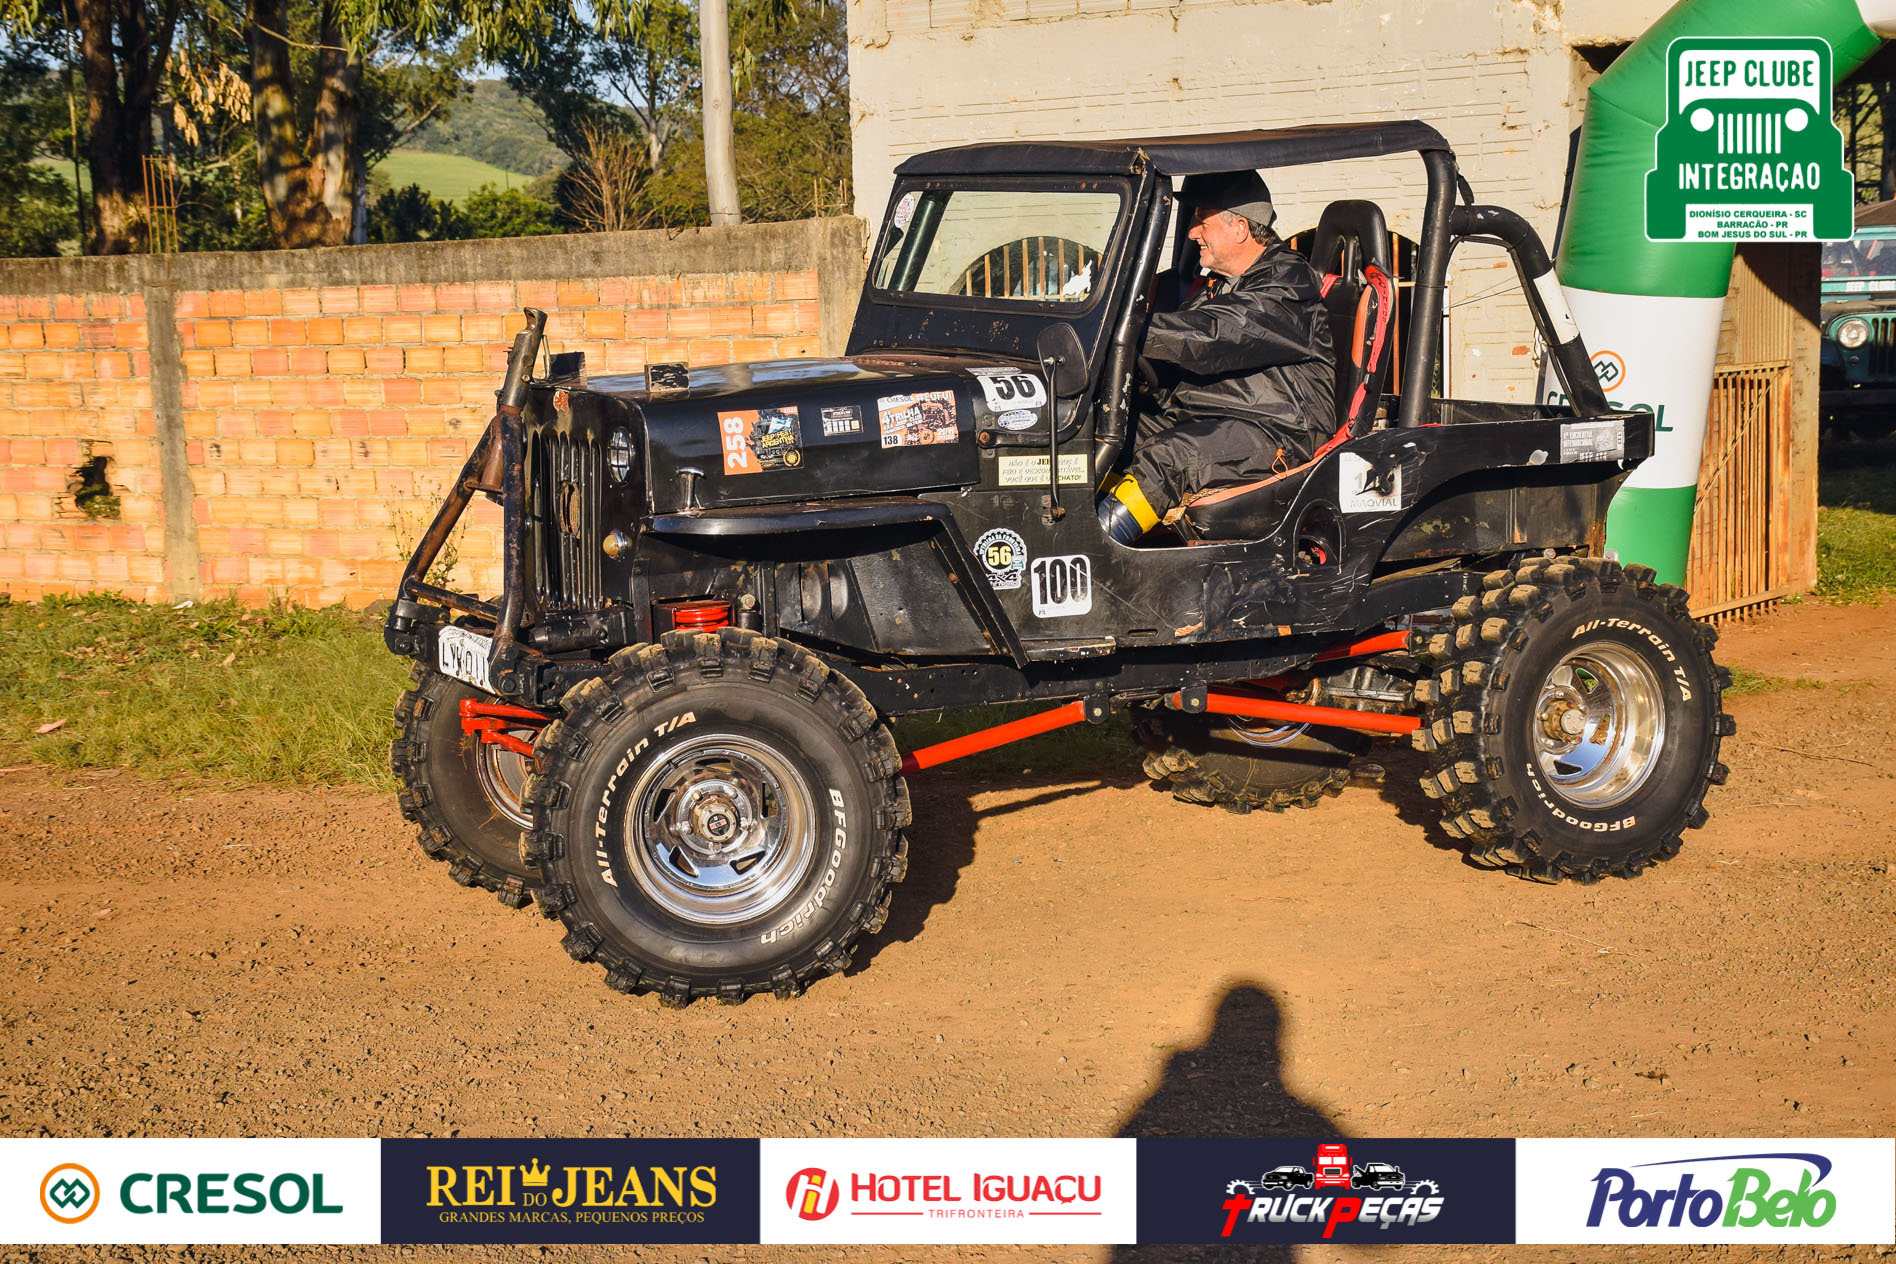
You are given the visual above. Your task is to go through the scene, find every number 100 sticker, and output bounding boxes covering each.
[1030,554,1092,618]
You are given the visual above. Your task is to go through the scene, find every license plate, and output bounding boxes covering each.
[437,625,494,693]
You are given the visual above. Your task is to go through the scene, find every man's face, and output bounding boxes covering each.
[1187,207,1258,279]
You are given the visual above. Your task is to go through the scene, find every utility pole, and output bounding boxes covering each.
[700,0,741,226]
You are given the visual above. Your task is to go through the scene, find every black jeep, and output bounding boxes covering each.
[385,122,1733,1004]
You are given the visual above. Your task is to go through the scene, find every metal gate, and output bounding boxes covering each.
[1686,360,1793,619]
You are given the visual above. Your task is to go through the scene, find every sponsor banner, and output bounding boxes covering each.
[381,1137,757,1245]
[0,1138,380,1245]
[759,1138,1136,1244]
[1516,1138,1896,1245]
[1136,1137,1514,1245]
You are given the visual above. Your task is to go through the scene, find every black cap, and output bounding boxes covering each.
[1178,170,1275,228]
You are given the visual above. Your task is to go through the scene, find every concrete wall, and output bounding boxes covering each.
[0,218,867,607]
[847,0,1671,402]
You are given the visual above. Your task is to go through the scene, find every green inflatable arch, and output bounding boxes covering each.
[1552,0,1895,583]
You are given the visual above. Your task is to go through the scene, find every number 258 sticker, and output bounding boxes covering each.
[1030,554,1092,617]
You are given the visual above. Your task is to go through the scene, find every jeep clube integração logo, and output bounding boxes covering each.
[1220,1143,1444,1240]
[1588,1151,1838,1231]
[1646,37,1853,242]
[425,1156,716,1226]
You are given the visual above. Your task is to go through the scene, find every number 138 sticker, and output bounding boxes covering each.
[970,366,1049,415]
[1030,554,1092,617]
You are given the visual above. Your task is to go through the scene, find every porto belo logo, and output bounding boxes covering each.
[41,1163,100,1225]
[1220,1143,1444,1239]
[1588,1151,1839,1230]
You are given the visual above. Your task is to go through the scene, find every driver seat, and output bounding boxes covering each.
[1178,200,1396,543]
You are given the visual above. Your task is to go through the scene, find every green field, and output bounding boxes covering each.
[372,150,537,203]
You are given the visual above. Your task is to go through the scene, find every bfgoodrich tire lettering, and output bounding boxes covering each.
[390,664,540,908]
[1408,556,1733,883]
[523,629,910,1004]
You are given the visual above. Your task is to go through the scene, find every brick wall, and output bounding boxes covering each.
[0,219,865,607]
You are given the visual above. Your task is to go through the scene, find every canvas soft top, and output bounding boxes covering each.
[894,120,1451,179]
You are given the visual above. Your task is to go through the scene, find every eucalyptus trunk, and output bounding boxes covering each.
[249,0,357,247]
[75,0,176,254]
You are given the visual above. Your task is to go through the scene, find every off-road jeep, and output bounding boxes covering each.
[385,121,1733,1005]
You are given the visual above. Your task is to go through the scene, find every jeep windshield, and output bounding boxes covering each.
[872,184,1126,309]
[1823,231,1896,295]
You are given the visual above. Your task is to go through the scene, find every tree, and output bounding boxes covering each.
[0,0,184,252]
[0,44,79,255]
[239,0,470,248]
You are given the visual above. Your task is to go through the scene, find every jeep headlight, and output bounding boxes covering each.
[607,428,634,483]
[1837,317,1871,350]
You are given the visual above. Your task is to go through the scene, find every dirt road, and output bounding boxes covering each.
[2,598,1893,1264]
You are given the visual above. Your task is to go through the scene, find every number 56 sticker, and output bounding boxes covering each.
[1030,554,1092,617]
[970,366,1049,414]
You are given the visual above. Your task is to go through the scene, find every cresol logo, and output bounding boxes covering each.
[41,1164,100,1224]
[1589,1151,1837,1229]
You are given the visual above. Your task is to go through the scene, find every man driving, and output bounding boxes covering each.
[1097,170,1336,544]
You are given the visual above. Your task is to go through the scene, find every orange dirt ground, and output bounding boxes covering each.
[1,597,1892,1264]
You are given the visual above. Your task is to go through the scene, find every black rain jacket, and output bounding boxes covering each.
[1141,241,1337,459]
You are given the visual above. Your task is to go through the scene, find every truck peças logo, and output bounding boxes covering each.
[426,1157,717,1226]
[1646,37,1853,242]
[1221,1143,1444,1239]
[1588,1151,1839,1229]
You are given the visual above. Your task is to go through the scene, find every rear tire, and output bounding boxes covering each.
[1134,707,1367,814]
[523,629,910,1005]
[1408,556,1732,882]
[391,664,541,908]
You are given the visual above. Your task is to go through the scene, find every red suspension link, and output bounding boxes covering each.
[459,698,555,759]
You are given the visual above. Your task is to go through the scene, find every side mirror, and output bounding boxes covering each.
[1036,322,1088,398]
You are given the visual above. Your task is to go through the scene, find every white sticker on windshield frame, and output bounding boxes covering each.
[970,367,1049,416]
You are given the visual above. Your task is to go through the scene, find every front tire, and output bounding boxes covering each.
[523,629,910,1004]
[1409,556,1733,882]
[391,665,541,908]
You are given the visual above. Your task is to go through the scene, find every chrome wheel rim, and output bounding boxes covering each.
[1532,641,1666,809]
[475,739,534,831]
[622,734,816,925]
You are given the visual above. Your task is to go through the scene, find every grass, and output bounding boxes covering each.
[371,151,536,203]
[1816,434,1896,604]
[0,593,409,789]
[0,592,1133,792]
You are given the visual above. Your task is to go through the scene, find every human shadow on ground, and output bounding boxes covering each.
[846,771,1121,976]
[1110,983,1347,1264]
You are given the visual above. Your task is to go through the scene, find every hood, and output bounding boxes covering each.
[560,354,1061,514]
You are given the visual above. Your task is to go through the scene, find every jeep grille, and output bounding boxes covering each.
[529,431,605,611]
[1863,314,1896,380]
